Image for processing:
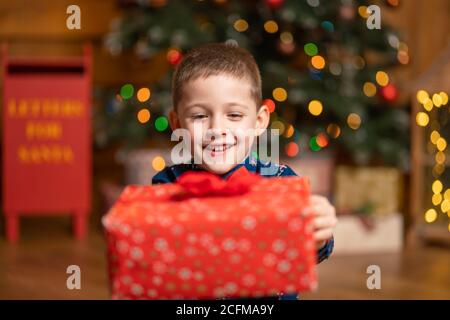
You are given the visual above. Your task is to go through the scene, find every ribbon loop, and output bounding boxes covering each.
[177,166,261,197]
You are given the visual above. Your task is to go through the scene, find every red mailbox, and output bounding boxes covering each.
[2,44,92,242]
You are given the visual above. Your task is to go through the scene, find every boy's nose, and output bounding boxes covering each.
[209,115,226,133]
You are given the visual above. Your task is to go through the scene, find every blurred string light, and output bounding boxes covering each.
[308,100,323,116]
[358,6,370,18]
[264,20,278,33]
[263,98,276,113]
[271,120,285,135]
[152,156,165,171]
[272,87,288,102]
[137,87,151,102]
[285,141,299,157]
[283,124,294,138]
[375,71,389,87]
[416,89,450,229]
[327,123,341,138]
[363,82,377,97]
[347,113,361,130]
[321,21,334,32]
[280,31,293,44]
[166,48,182,65]
[311,55,326,70]
[304,43,318,56]
[120,84,134,100]
[234,19,249,32]
[155,116,169,131]
[137,109,151,124]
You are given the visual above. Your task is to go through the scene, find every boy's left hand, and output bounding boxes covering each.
[302,195,338,249]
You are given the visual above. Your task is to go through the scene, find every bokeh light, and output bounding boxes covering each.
[375,71,389,87]
[416,112,429,127]
[316,133,329,147]
[432,180,443,194]
[273,88,288,102]
[284,124,294,138]
[264,20,278,33]
[120,84,134,100]
[311,55,326,69]
[308,100,323,116]
[234,19,249,32]
[363,82,377,97]
[304,43,318,56]
[137,87,151,102]
[436,138,447,151]
[309,136,321,151]
[432,93,443,107]
[424,209,437,223]
[347,113,361,130]
[155,116,169,131]
[152,156,166,172]
[262,98,276,113]
[137,109,151,124]
[271,120,285,135]
[285,142,299,157]
[327,123,341,138]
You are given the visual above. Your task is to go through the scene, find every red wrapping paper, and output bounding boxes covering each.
[103,168,317,299]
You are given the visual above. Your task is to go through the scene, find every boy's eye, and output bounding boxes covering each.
[191,114,208,120]
[228,113,243,120]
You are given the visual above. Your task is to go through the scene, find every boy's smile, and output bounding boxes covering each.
[169,74,270,174]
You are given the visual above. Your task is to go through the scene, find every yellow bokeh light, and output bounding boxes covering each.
[363,82,377,97]
[272,87,288,102]
[436,151,446,164]
[432,193,442,206]
[234,19,249,32]
[423,98,433,111]
[137,87,151,102]
[284,124,294,138]
[424,209,437,223]
[311,55,326,69]
[444,189,450,200]
[327,123,341,138]
[152,156,166,172]
[264,20,278,33]
[308,100,323,116]
[347,113,361,130]
[439,91,448,105]
[137,109,151,124]
[375,71,389,87]
[416,112,429,127]
[441,199,450,212]
[432,180,443,194]
[416,90,429,104]
[432,93,443,107]
[436,137,447,151]
[430,131,440,144]
[358,6,369,18]
[271,120,286,135]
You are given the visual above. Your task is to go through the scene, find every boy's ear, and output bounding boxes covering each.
[255,104,270,136]
[168,108,180,131]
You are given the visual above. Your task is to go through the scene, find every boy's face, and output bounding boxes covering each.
[169,74,270,174]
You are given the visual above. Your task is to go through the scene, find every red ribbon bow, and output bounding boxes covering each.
[177,166,261,197]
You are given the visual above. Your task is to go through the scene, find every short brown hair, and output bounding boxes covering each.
[172,42,262,109]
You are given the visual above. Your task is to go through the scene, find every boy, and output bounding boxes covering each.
[152,42,337,299]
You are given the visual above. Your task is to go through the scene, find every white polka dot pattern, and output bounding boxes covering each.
[103,176,317,299]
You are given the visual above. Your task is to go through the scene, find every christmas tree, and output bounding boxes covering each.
[97,0,410,168]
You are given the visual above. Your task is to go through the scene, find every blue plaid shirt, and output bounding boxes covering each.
[152,156,334,300]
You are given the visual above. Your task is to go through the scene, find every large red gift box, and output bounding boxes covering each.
[103,167,317,299]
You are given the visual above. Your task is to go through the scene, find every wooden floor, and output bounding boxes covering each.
[0,215,449,300]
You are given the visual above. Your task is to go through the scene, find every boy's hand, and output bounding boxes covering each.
[302,195,338,249]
